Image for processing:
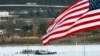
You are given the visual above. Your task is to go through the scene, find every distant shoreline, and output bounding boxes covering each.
[0,43,100,47]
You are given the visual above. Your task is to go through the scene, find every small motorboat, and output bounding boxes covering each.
[20,49,34,54]
[34,50,57,55]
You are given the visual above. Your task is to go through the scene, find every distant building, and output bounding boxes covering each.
[0,11,18,22]
[0,29,5,35]
[0,29,6,38]
[26,3,37,5]
[0,4,66,18]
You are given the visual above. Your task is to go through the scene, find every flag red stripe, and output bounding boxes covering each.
[57,22,74,29]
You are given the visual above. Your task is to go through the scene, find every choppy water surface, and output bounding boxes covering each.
[0,45,100,56]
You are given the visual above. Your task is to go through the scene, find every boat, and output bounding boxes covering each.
[20,49,34,54]
[34,50,57,55]
[18,49,57,55]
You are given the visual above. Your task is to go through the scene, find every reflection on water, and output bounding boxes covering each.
[0,45,100,56]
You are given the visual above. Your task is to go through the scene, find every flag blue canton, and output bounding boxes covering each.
[90,0,100,11]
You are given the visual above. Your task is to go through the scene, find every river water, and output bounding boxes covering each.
[0,45,100,56]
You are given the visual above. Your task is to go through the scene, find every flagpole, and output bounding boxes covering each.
[83,33,86,56]
[76,41,79,56]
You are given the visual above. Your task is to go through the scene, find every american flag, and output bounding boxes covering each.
[41,0,100,45]
[62,0,100,38]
